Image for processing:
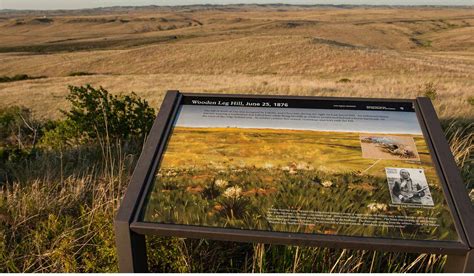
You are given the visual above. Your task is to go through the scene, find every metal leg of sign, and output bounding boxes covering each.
[445,250,474,273]
[115,221,148,272]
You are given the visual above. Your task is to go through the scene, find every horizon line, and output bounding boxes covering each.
[1,3,473,12]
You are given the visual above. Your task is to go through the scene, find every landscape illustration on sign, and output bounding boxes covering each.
[142,100,458,241]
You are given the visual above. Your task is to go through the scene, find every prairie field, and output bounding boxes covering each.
[0,5,473,119]
[0,4,473,273]
[154,127,437,179]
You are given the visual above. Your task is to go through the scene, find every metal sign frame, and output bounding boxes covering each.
[115,91,474,272]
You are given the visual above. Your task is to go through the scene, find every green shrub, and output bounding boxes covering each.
[41,120,80,149]
[45,85,156,145]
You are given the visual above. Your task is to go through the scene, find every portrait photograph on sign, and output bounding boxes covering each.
[386,167,434,207]
[141,96,458,241]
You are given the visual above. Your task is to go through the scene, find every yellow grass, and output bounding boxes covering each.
[0,6,473,120]
[161,127,438,179]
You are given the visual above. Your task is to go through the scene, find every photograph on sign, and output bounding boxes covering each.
[141,96,458,241]
[386,167,434,207]
[360,135,420,161]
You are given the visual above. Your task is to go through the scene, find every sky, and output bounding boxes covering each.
[0,0,472,10]
[174,105,423,134]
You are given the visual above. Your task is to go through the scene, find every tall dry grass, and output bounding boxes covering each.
[0,142,138,272]
[1,73,472,120]
[0,116,471,273]
[444,120,474,200]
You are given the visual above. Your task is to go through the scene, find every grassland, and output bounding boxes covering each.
[0,6,473,119]
[0,4,472,273]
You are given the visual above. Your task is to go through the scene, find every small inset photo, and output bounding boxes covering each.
[385,167,434,206]
[360,135,419,161]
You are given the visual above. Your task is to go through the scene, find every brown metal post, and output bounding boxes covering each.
[115,220,148,272]
[416,97,474,273]
[114,90,181,272]
[445,250,474,273]
[416,98,474,246]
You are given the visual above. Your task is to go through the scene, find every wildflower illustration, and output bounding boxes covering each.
[214,179,229,188]
[223,186,243,198]
[321,180,333,188]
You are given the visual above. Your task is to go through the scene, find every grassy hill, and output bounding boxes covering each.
[0,6,473,119]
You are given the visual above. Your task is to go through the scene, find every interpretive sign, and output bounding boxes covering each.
[115,91,474,272]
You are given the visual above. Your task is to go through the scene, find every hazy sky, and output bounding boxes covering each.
[1,0,472,10]
[175,105,423,134]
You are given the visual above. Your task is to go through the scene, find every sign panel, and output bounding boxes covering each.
[140,96,459,241]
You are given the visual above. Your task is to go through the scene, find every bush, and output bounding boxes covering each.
[41,120,80,149]
[46,85,156,146]
[337,78,351,83]
[0,74,46,83]
[68,72,95,77]
[0,106,40,150]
